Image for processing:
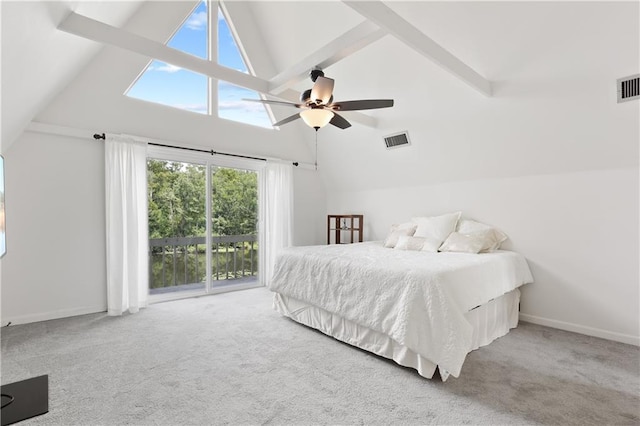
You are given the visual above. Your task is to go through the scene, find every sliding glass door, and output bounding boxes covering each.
[146,151,261,301]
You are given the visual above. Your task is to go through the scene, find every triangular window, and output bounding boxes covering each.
[125,1,273,128]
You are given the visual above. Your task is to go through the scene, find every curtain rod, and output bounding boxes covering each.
[92,133,299,167]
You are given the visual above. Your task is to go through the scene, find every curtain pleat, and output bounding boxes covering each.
[261,162,293,286]
[105,136,149,315]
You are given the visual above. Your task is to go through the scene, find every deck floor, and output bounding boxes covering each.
[149,276,258,295]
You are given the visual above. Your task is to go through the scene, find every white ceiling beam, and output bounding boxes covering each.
[58,11,379,129]
[58,11,270,95]
[343,1,492,96]
[268,21,386,95]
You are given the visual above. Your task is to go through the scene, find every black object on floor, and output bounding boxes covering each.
[0,375,48,426]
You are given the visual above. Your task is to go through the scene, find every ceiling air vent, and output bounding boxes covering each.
[384,131,411,149]
[617,74,640,103]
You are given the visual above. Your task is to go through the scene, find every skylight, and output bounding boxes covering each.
[125,1,272,128]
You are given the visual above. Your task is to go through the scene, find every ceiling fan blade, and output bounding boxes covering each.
[330,99,394,111]
[273,113,301,127]
[242,99,303,108]
[329,112,351,129]
[310,76,335,105]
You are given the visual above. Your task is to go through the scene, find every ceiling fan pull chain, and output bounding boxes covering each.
[315,130,318,171]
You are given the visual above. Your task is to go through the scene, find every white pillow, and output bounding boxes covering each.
[411,212,461,247]
[383,223,417,248]
[456,219,508,252]
[420,237,442,253]
[394,235,442,252]
[394,235,425,251]
[439,232,486,254]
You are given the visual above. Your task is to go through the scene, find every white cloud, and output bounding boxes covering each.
[185,11,207,31]
[219,101,274,128]
[150,63,182,74]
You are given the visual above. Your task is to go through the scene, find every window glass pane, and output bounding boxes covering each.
[217,7,272,128]
[168,0,208,59]
[217,7,246,71]
[211,167,258,287]
[147,159,206,295]
[218,81,273,128]
[127,61,208,114]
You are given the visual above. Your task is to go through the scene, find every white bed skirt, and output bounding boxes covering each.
[273,288,520,380]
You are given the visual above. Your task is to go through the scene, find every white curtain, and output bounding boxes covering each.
[261,161,293,287]
[105,136,149,315]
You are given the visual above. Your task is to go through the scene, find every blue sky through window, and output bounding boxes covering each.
[217,7,271,128]
[168,2,208,59]
[218,8,244,71]
[125,1,272,127]
[126,60,209,114]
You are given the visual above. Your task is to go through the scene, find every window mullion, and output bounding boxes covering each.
[209,0,218,116]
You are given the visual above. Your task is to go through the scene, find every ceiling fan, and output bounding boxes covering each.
[245,69,394,130]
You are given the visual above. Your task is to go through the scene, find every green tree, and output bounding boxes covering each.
[147,160,206,238]
[147,160,257,238]
[211,167,257,236]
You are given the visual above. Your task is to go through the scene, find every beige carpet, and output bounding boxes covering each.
[1,287,638,425]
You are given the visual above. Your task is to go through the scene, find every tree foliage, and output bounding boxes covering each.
[147,160,257,239]
[211,167,258,236]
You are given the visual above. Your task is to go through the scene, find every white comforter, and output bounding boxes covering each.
[269,241,533,377]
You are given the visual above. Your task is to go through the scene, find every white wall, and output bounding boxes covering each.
[328,168,639,344]
[0,0,144,151]
[319,2,639,345]
[0,128,326,325]
[293,166,326,247]
[1,131,107,323]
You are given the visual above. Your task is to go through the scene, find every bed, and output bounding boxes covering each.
[268,240,534,380]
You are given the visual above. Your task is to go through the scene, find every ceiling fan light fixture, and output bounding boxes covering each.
[300,109,334,130]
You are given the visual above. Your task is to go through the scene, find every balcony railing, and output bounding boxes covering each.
[148,234,258,293]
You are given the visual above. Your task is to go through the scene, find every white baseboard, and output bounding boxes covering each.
[1,305,106,326]
[519,313,639,346]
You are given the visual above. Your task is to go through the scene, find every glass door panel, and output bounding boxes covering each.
[147,159,207,296]
[210,166,259,289]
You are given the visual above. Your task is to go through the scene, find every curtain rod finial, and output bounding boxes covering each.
[93,133,106,140]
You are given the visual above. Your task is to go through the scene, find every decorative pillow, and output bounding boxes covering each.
[411,212,462,247]
[383,223,417,248]
[394,236,422,251]
[420,237,442,253]
[439,232,486,254]
[456,219,508,252]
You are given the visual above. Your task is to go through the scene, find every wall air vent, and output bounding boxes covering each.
[384,131,411,149]
[617,74,640,103]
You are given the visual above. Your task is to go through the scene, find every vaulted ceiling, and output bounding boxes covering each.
[2,0,499,149]
[2,0,638,187]
[1,1,145,150]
